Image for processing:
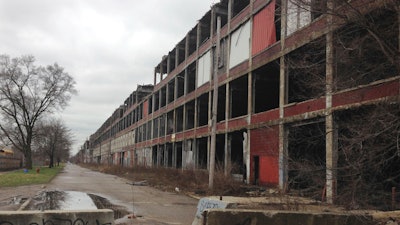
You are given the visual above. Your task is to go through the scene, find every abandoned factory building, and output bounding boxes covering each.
[83,0,400,204]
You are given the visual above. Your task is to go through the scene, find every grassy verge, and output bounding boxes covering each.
[0,165,64,187]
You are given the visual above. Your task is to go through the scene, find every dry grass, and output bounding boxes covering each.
[81,163,250,196]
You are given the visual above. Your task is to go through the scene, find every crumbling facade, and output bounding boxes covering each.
[85,0,400,204]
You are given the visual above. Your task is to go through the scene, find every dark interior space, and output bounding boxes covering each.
[229,130,245,174]
[334,8,399,91]
[232,0,250,18]
[167,79,175,104]
[217,85,226,122]
[197,93,209,127]
[175,106,184,132]
[287,37,326,103]
[253,61,280,113]
[167,111,174,135]
[215,134,225,169]
[177,71,185,99]
[186,62,196,94]
[230,75,248,118]
[197,137,208,169]
[288,119,326,199]
[176,142,183,168]
[185,100,195,130]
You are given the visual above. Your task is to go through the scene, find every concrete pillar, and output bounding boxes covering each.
[325,0,337,204]
[279,0,288,190]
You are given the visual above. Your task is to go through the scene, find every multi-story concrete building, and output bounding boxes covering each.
[87,0,399,204]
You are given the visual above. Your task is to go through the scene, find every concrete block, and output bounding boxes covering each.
[204,209,374,225]
[0,209,114,225]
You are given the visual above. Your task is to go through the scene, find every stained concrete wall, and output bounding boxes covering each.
[203,209,374,225]
[0,209,114,225]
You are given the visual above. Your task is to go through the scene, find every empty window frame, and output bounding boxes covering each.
[197,93,209,127]
[167,79,175,104]
[232,0,250,18]
[175,106,184,133]
[230,75,248,118]
[253,60,280,113]
[185,100,195,130]
[287,36,326,103]
[186,62,196,94]
[177,71,185,99]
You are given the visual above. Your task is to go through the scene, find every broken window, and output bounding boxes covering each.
[287,36,326,103]
[199,11,211,45]
[167,79,175,104]
[175,142,183,168]
[153,117,159,139]
[232,0,250,18]
[167,111,174,135]
[185,100,195,130]
[159,114,166,137]
[160,86,166,108]
[177,71,185,99]
[188,26,197,57]
[229,130,246,175]
[230,75,248,118]
[166,143,173,167]
[197,137,208,169]
[186,62,196,94]
[154,91,160,111]
[217,85,226,122]
[168,50,176,73]
[286,0,326,36]
[215,134,225,168]
[197,93,209,127]
[175,106,184,133]
[144,121,150,141]
[177,39,186,66]
[287,118,326,199]
[253,60,280,113]
[213,0,228,33]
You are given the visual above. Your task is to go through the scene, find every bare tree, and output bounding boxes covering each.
[35,119,73,168]
[0,55,76,169]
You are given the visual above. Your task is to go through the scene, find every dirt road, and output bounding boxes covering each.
[0,163,198,225]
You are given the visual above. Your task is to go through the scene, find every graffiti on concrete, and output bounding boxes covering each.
[195,198,228,218]
[0,218,112,225]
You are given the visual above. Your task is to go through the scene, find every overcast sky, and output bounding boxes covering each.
[0,0,215,155]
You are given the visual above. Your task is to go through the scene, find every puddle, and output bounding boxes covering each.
[26,190,129,220]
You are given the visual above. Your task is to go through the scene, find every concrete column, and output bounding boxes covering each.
[279,0,288,190]
[325,0,337,204]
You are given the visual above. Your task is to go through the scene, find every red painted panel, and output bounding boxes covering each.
[250,126,279,186]
[259,155,279,185]
[284,98,325,117]
[251,109,279,124]
[252,0,276,56]
[333,81,399,107]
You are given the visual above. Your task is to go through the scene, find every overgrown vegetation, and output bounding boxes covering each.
[81,163,252,196]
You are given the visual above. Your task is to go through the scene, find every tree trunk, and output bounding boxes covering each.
[49,154,54,168]
[24,148,33,169]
